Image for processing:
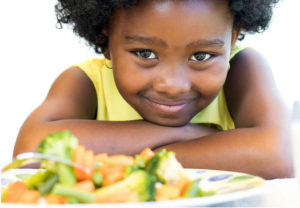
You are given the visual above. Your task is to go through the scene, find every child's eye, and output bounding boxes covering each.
[189,52,212,62]
[133,49,157,60]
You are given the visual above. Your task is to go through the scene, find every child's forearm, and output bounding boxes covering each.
[154,127,293,179]
[13,119,216,157]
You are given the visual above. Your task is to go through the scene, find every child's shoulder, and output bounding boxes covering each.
[230,45,251,60]
[74,57,108,70]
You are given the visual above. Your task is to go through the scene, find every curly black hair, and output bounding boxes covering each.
[55,0,279,54]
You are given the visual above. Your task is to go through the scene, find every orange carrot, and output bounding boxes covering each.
[72,180,95,193]
[73,145,86,181]
[103,171,125,186]
[94,186,133,203]
[98,165,124,176]
[175,174,192,195]
[18,190,41,204]
[94,153,108,164]
[3,181,27,203]
[139,147,154,160]
[105,155,134,168]
[155,184,181,201]
[45,194,67,204]
[83,150,94,180]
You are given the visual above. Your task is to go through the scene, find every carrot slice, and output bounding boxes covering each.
[175,174,192,195]
[72,180,95,193]
[73,145,86,181]
[105,155,134,168]
[3,181,27,203]
[155,184,181,201]
[103,171,125,186]
[95,186,133,203]
[139,147,154,160]
[18,190,41,204]
[94,153,108,164]
[45,194,67,204]
[83,150,94,180]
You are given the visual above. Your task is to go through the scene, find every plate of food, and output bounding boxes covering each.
[1,131,265,207]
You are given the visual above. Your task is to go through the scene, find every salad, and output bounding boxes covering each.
[1,130,214,204]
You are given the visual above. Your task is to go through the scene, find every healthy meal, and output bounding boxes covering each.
[1,130,215,204]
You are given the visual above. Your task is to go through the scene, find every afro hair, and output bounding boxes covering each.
[55,0,279,53]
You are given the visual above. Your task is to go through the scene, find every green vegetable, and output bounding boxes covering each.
[145,149,183,183]
[67,197,80,204]
[124,165,139,177]
[198,189,216,197]
[95,170,156,202]
[38,173,59,195]
[24,170,54,190]
[52,184,95,203]
[1,188,7,202]
[183,178,201,198]
[92,171,103,187]
[135,155,146,168]
[37,130,78,184]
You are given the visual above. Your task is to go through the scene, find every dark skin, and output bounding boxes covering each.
[14,0,293,179]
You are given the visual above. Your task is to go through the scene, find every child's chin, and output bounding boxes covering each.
[146,117,189,127]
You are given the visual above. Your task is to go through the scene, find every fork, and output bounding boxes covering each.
[1,152,89,173]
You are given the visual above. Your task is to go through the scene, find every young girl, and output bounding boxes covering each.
[14,0,293,179]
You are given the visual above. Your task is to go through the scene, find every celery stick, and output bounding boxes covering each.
[183,178,201,198]
[58,163,76,185]
[52,184,94,203]
[92,171,103,187]
[38,173,59,195]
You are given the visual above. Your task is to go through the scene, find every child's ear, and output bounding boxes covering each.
[103,49,111,60]
[231,27,242,47]
[101,28,111,60]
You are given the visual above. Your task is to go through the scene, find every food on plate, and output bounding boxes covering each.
[1,130,215,204]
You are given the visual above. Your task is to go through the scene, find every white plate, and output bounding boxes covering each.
[1,168,265,207]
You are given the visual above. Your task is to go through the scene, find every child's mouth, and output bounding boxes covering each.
[144,98,189,114]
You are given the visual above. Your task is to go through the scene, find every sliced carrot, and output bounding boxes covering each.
[94,153,108,165]
[103,171,125,186]
[139,147,154,161]
[72,180,95,193]
[3,181,27,203]
[73,145,86,181]
[104,155,134,168]
[45,194,67,204]
[155,184,181,201]
[98,165,124,176]
[95,186,133,203]
[175,174,192,195]
[18,190,41,204]
[83,150,95,180]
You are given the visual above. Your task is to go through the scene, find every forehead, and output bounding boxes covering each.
[110,0,233,29]
[109,0,233,46]
[110,0,233,40]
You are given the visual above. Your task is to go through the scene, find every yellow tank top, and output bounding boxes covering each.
[75,46,245,130]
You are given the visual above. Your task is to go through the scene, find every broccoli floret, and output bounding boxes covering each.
[95,170,156,203]
[37,130,78,185]
[145,149,184,184]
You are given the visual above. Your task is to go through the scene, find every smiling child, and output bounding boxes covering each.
[14,0,293,179]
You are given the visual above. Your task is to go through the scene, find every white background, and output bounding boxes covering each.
[0,0,300,166]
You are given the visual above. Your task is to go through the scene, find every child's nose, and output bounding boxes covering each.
[152,66,191,96]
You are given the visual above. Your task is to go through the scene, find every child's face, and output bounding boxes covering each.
[106,0,238,127]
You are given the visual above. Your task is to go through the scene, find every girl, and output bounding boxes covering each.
[14,0,293,179]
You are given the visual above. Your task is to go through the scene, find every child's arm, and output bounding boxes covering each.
[14,67,216,156]
[154,48,293,179]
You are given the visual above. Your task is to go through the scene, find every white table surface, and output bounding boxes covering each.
[212,178,300,207]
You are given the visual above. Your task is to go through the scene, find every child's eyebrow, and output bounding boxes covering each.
[124,35,224,49]
[186,39,225,49]
[125,35,168,47]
